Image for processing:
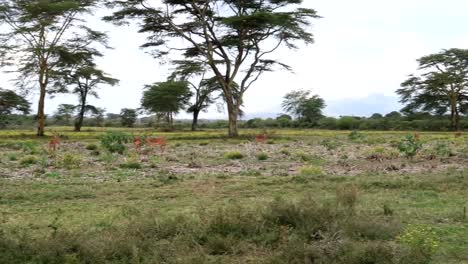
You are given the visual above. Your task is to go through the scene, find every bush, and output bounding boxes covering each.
[397,224,440,262]
[19,155,38,166]
[299,165,324,177]
[100,132,132,154]
[120,160,142,170]
[85,143,98,151]
[257,153,269,161]
[224,151,244,160]
[58,153,82,169]
[397,134,422,159]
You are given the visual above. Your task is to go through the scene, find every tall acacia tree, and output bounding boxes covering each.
[55,47,119,132]
[105,0,319,137]
[397,48,468,131]
[0,0,102,136]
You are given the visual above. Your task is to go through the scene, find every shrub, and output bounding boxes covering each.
[58,153,82,169]
[397,224,439,262]
[100,132,132,154]
[224,151,244,160]
[348,130,364,141]
[120,160,142,170]
[299,165,324,177]
[85,143,98,151]
[321,139,339,151]
[19,155,38,166]
[257,153,269,161]
[397,134,422,159]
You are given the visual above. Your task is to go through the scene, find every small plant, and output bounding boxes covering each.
[348,130,364,141]
[433,141,453,157]
[397,134,422,159]
[20,155,38,166]
[299,165,324,177]
[280,149,290,156]
[85,143,98,151]
[397,224,440,261]
[199,141,209,146]
[257,152,269,161]
[224,151,244,160]
[365,146,399,161]
[100,132,132,154]
[120,160,142,170]
[59,153,82,169]
[320,139,338,151]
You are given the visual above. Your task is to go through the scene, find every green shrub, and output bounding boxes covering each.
[58,153,82,169]
[257,153,269,161]
[85,143,98,151]
[19,155,38,166]
[321,139,339,151]
[397,224,440,261]
[120,160,142,170]
[299,165,324,177]
[224,151,244,160]
[397,134,422,159]
[348,130,364,141]
[100,132,132,154]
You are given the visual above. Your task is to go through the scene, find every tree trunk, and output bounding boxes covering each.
[36,83,47,136]
[226,101,239,137]
[455,106,461,131]
[450,100,457,131]
[74,93,87,132]
[191,110,200,131]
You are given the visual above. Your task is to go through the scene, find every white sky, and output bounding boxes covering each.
[1,0,468,118]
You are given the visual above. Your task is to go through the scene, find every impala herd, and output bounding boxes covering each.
[47,132,268,153]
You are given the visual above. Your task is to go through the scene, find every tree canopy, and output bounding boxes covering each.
[141,81,193,126]
[0,0,103,136]
[397,48,468,131]
[104,0,319,136]
[282,90,326,124]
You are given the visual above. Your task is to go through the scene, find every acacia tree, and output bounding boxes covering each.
[55,48,119,132]
[141,81,192,127]
[169,60,219,131]
[0,88,30,128]
[54,103,76,124]
[0,0,101,136]
[397,48,468,131]
[105,0,319,137]
[120,108,137,127]
[282,90,325,124]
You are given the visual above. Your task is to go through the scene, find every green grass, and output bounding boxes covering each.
[0,127,467,263]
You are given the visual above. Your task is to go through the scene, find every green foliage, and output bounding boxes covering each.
[397,224,440,261]
[397,48,468,131]
[58,153,82,169]
[100,132,132,154]
[320,138,339,151]
[119,108,137,128]
[141,81,192,125]
[257,152,269,161]
[224,151,244,160]
[85,143,98,151]
[120,160,142,170]
[19,155,38,166]
[397,134,423,158]
[299,165,324,177]
[282,90,325,123]
[348,130,364,141]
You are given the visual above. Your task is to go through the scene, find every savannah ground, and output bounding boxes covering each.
[0,128,467,263]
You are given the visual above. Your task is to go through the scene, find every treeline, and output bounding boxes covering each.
[241,114,468,131]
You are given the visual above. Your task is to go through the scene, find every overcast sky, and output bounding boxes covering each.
[1,0,468,119]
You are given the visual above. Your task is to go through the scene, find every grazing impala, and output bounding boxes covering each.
[133,136,143,153]
[48,134,60,151]
[255,133,267,143]
[146,136,166,153]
